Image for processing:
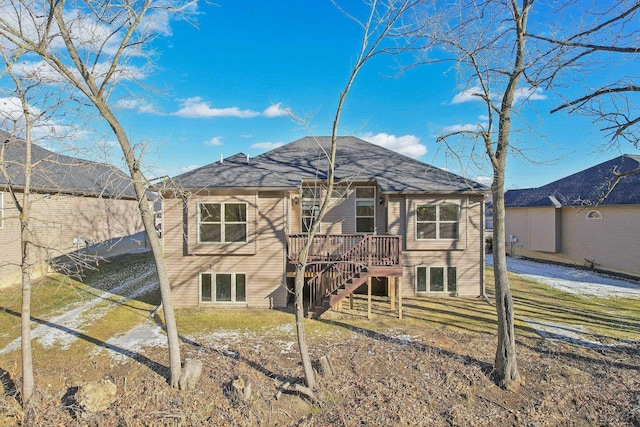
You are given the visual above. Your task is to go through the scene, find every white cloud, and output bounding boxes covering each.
[514,87,547,103]
[263,103,291,118]
[0,97,75,139]
[475,176,492,186]
[360,132,427,157]
[181,165,198,172]
[451,86,484,104]
[116,99,157,114]
[441,123,485,133]
[250,141,284,150]
[173,97,260,118]
[441,115,489,135]
[451,85,546,105]
[205,136,224,146]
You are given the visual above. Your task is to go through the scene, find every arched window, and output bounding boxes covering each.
[586,210,602,219]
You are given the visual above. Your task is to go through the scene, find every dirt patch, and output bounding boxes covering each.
[1,322,639,426]
[2,252,639,425]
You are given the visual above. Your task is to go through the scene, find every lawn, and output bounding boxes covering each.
[1,252,639,426]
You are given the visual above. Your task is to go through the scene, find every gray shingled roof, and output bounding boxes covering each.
[0,130,136,199]
[505,154,640,207]
[171,136,487,194]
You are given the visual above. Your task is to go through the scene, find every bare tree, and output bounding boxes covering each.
[408,0,542,391]
[409,0,639,391]
[527,1,640,148]
[0,49,37,409]
[0,0,196,387]
[291,0,419,390]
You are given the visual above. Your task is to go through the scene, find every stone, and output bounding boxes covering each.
[75,379,117,414]
[178,358,203,391]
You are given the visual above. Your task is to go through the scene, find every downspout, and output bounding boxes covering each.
[282,192,290,307]
[480,194,493,305]
[480,194,487,300]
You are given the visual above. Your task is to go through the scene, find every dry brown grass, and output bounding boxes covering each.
[0,253,639,426]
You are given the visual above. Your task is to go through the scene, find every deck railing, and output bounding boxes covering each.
[286,234,401,267]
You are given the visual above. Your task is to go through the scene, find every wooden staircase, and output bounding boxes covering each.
[287,234,402,319]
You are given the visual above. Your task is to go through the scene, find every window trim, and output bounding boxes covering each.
[586,210,602,220]
[415,265,458,295]
[415,203,460,240]
[301,187,321,233]
[197,201,248,243]
[355,186,376,234]
[200,272,247,304]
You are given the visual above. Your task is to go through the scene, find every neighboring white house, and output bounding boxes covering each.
[504,154,640,278]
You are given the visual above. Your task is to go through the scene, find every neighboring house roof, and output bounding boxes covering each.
[505,154,640,207]
[170,136,488,194]
[0,130,136,199]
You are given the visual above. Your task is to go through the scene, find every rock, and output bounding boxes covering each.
[230,374,252,402]
[75,379,117,414]
[178,358,203,391]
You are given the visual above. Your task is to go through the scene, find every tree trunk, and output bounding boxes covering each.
[491,175,521,391]
[293,246,316,389]
[20,215,34,405]
[20,124,34,406]
[99,104,182,387]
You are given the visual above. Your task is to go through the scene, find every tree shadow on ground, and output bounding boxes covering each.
[321,318,494,376]
[0,307,168,379]
[0,368,17,396]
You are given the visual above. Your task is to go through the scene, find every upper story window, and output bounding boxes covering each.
[355,187,375,233]
[586,210,602,219]
[198,202,247,243]
[416,204,459,240]
[301,186,321,233]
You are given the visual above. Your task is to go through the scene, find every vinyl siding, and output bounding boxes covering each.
[387,194,484,298]
[164,188,485,308]
[506,204,640,277]
[164,191,288,308]
[292,185,382,235]
[0,190,143,284]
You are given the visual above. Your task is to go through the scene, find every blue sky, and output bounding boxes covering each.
[2,1,638,190]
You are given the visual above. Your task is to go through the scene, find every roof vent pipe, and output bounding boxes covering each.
[220,154,223,164]
[246,154,250,164]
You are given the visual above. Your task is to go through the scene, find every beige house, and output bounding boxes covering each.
[0,131,144,284]
[162,137,487,317]
[504,154,640,278]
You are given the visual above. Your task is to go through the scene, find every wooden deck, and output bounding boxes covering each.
[286,234,403,318]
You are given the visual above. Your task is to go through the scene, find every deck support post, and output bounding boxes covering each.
[389,277,396,309]
[349,293,353,310]
[367,277,372,319]
[397,277,403,319]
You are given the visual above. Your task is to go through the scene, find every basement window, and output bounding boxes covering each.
[416,265,457,294]
[200,273,246,303]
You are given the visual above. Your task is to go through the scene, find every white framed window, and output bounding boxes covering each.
[198,202,247,243]
[200,272,246,303]
[416,266,457,294]
[586,210,602,219]
[301,186,321,233]
[416,204,459,240]
[355,187,375,233]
